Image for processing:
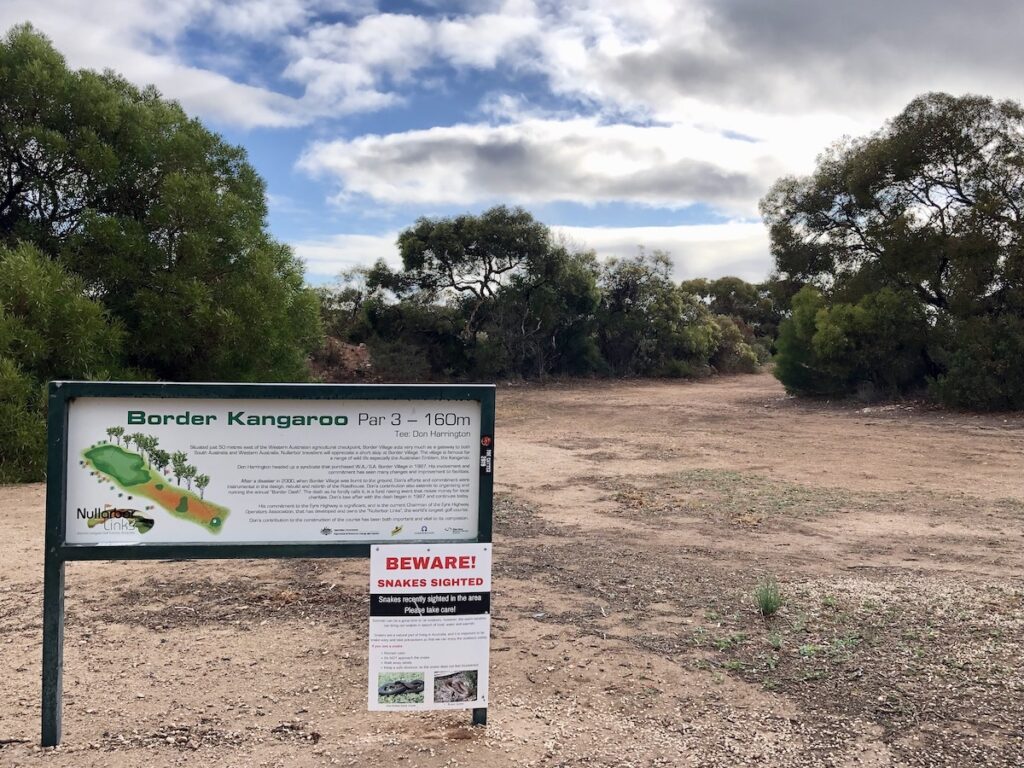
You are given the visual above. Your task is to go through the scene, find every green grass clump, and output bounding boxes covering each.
[755,577,784,618]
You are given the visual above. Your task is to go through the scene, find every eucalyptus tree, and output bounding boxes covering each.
[0,24,322,383]
[762,93,1024,408]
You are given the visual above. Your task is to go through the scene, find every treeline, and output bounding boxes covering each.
[313,206,778,382]
[6,22,1023,484]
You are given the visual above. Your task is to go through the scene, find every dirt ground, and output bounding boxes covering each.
[1,372,1022,767]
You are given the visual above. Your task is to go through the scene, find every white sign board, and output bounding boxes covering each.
[369,543,491,711]
[64,397,481,544]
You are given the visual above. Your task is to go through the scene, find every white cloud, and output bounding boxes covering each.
[435,0,540,68]
[290,0,1011,218]
[292,221,771,282]
[277,0,1024,157]
[298,118,785,215]
[519,0,1024,123]
[207,0,312,39]
[282,13,434,114]
[206,0,376,39]
[292,232,401,280]
[110,52,305,128]
[282,1,541,115]
[555,221,771,282]
[0,0,308,128]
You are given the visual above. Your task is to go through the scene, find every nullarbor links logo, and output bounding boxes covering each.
[77,507,155,534]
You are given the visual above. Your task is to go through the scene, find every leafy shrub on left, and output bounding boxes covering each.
[0,243,124,482]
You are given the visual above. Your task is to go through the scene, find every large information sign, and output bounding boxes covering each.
[42,382,495,746]
[65,397,482,545]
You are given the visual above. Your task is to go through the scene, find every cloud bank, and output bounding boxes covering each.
[298,118,781,214]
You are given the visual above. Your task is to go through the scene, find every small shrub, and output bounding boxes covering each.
[755,577,783,618]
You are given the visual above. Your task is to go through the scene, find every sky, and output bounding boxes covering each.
[3,0,1022,285]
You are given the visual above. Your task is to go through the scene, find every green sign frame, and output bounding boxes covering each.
[42,381,496,746]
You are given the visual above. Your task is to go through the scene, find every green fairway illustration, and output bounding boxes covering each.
[83,441,227,534]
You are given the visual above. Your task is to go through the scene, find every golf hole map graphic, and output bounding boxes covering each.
[64,397,482,545]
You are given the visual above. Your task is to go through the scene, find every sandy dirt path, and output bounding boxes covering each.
[1,372,1022,767]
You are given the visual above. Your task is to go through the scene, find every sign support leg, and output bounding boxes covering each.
[472,707,487,726]
[41,554,64,747]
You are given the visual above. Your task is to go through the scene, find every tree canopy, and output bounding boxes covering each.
[762,92,1024,408]
[0,24,321,382]
[397,206,554,338]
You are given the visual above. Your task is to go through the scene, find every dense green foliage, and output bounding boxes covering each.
[0,25,321,382]
[318,210,774,382]
[0,26,322,480]
[773,286,930,399]
[0,243,124,481]
[763,93,1024,409]
[680,276,781,341]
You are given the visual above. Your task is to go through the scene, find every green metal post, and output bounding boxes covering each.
[472,389,494,727]
[41,555,64,746]
[41,383,68,746]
